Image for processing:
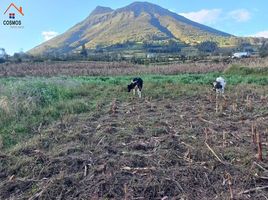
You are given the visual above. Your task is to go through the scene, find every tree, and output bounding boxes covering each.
[13,53,22,63]
[259,41,268,58]
[0,48,7,63]
[197,41,218,53]
[239,42,252,51]
[80,44,88,57]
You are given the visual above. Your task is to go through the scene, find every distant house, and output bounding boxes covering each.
[232,52,251,59]
[146,53,156,59]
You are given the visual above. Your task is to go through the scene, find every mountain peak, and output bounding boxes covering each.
[90,6,113,16]
[28,2,234,56]
[117,1,168,16]
[127,1,159,7]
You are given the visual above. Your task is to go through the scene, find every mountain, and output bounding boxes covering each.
[89,6,114,16]
[29,2,236,55]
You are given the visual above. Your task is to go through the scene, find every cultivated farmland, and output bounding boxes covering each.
[0,61,267,199]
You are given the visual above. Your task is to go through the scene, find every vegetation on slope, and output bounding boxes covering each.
[28,2,246,56]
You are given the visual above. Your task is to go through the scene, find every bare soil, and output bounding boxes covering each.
[0,87,267,199]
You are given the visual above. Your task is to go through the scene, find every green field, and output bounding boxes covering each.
[1,72,268,149]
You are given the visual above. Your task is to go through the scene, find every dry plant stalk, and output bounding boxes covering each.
[200,105,205,114]
[232,102,238,112]
[223,97,228,109]
[252,123,257,144]
[184,149,191,160]
[253,161,267,172]
[96,101,100,111]
[150,102,154,111]
[199,117,214,125]
[246,95,253,111]
[124,183,129,200]
[110,98,117,115]
[208,94,213,102]
[84,165,88,177]
[121,166,156,173]
[260,95,267,103]
[219,104,223,113]
[204,128,209,142]
[189,121,193,129]
[225,172,234,199]
[205,142,225,164]
[223,131,227,147]
[239,185,268,195]
[216,94,219,113]
[256,131,263,161]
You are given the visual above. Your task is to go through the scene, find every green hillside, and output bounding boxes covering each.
[28,2,247,56]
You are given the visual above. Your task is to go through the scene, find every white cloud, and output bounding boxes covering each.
[251,30,268,38]
[42,31,59,41]
[179,9,222,25]
[179,8,252,25]
[168,9,175,13]
[227,9,251,22]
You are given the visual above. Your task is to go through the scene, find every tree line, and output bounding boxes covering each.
[1,40,268,64]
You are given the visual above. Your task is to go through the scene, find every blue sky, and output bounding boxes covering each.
[0,0,268,55]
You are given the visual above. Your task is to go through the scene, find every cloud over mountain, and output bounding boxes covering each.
[42,31,59,41]
[180,9,222,25]
[227,9,251,22]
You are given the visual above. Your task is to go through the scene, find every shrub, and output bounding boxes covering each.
[224,64,268,76]
[259,41,268,58]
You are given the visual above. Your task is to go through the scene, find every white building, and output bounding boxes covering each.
[232,52,250,59]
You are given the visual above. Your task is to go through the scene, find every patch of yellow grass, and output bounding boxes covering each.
[0,96,10,114]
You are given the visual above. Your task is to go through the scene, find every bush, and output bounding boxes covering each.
[0,58,5,63]
[224,64,268,76]
[259,41,268,58]
[197,41,218,53]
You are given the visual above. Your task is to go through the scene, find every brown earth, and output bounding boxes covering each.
[0,86,267,199]
[1,57,268,77]
[0,61,227,77]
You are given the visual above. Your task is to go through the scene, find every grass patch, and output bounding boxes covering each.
[224,64,268,76]
[74,73,268,85]
[0,72,268,149]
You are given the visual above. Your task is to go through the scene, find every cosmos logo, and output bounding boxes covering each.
[3,3,24,28]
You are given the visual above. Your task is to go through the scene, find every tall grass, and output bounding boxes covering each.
[0,78,85,148]
[224,64,268,76]
[0,72,268,149]
[74,72,268,85]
